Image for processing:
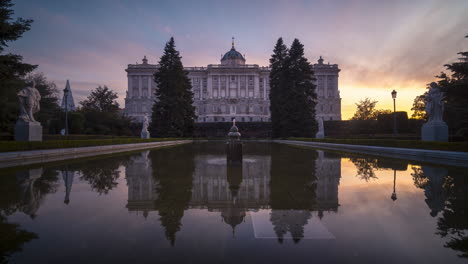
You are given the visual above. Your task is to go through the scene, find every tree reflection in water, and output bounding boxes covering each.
[78,156,130,195]
[0,167,60,263]
[151,145,195,246]
[349,157,379,182]
[412,166,468,258]
[269,144,317,243]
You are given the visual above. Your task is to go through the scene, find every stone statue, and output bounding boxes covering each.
[421,82,448,141]
[15,81,43,141]
[425,82,445,123]
[315,117,325,139]
[141,115,150,139]
[18,80,41,123]
[142,115,149,132]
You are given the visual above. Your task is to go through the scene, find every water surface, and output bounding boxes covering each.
[0,142,467,264]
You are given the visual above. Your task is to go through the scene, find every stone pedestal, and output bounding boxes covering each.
[421,121,448,142]
[141,131,150,139]
[226,141,243,165]
[140,131,150,139]
[315,131,324,139]
[15,121,42,141]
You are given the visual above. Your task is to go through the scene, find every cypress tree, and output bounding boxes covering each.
[284,39,317,137]
[269,38,289,138]
[150,37,196,137]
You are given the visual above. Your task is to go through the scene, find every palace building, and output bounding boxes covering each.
[124,40,341,122]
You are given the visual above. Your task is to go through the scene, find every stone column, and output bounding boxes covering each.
[147,75,152,98]
[138,76,142,99]
[208,74,213,99]
[324,74,328,98]
[128,75,133,98]
[254,75,260,98]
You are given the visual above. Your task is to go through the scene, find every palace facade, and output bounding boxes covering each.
[124,41,341,122]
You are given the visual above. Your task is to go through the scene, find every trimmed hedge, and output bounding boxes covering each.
[43,134,135,141]
[194,122,271,138]
[0,138,186,153]
[287,138,468,152]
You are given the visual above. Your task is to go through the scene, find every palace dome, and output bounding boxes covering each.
[221,39,245,65]
[222,48,245,61]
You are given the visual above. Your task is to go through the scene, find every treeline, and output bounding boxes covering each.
[0,1,138,138]
[410,35,468,138]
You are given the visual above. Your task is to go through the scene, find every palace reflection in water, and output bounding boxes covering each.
[125,143,341,243]
[1,142,467,263]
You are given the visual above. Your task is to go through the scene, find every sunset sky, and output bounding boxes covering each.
[8,0,468,119]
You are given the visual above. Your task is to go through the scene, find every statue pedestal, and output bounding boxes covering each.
[421,121,448,142]
[315,132,324,139]
[141,131,150,139]
[15,121,42,141]
[226,140,243,165]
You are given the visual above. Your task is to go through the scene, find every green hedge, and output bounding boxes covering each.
[43,134,135,141]
[0,138,187,153]
[287,138,468,152]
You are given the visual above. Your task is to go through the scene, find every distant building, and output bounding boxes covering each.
[124,40,341,122]
[61,80,76,111]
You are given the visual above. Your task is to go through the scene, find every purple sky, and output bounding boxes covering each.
[7,0,468,119]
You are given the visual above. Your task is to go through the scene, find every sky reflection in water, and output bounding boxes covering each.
[0,142,466,264]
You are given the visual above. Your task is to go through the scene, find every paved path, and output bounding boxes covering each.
[275,140,468,167]
[0,140,192,169]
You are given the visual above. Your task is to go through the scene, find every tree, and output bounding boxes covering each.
[351,98,391,121]
[150,37,196,137]
[79,86,133,135]
[0,0,36,134]
[436,35,468,137]
[269,38,289,138]
[80,86,119,113]
[411,93,428,120]
[351,98,378,120]
[274,38,317,137]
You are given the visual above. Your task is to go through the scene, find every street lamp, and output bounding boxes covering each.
[391,89,397,137]
[63,86,69,136]
[391,169,397,201]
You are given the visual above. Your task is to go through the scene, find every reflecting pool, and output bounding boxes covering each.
[0,142,467,264]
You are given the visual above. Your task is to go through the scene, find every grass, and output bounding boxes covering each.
[286,138,468,152]
[0,138,188,153]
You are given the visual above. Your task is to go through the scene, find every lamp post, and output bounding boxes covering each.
[391,89,397,137]
[63,87,69,136]
[391,169,397,201]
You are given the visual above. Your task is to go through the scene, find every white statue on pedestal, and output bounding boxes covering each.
[425,82,445,123]
[315,117,325,139]
[18,80,41,123]
[421,82,448,142]
[15,81,43,141]
[141,115,150,139]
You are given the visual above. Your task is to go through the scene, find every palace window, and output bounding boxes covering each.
[230,89,237,97]
[142,76,148,89]
[240,89,246,97]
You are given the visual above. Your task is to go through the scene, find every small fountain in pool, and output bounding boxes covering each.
[226,118,242,165]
